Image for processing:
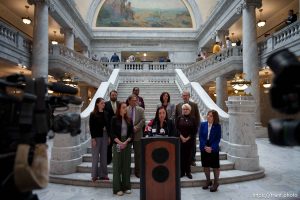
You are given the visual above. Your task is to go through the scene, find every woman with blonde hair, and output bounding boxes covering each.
[176,103,198,179]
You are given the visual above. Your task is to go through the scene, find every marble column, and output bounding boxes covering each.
[28,0,49,79]
[242,0,262,126]
[50,103,83,175]
[226,96,260,171]
[216,76,228,111]
[216,30,229,47]
[61,28,74,50]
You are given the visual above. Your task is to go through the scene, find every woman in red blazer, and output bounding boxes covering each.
[199,110,221,192]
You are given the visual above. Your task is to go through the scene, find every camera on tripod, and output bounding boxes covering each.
[0,73,82,199]
[266,49,300,146]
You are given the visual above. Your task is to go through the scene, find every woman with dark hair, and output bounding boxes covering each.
[176,103,198,179]
[111,102,134,196]
[157,92,175,122]
[199,110,221,192]
[146,106,175,137]
[89,97,110,182]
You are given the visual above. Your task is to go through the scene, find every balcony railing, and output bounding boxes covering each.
[182,46,243,83]
[258,20,300,64]
[49,44,112,86]
[0,19,32,66]
[100,62,192,71]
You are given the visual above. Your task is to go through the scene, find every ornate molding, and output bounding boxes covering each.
[237,0,262,14]
[49,1,55,12]
[243,0,262,8]
[60,27,74,35]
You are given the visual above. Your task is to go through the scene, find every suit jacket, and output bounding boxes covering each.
[104,101,119,138]
[175,101,200,131]
[104,100,120,123]
[110,116,133,143]
[127,106,145,141]
[199,121,221,153]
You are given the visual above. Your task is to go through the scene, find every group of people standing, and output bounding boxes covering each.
[89,88,222,196]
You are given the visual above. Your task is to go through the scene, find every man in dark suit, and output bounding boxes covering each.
[104,90,119,165]
[175,91,200,166]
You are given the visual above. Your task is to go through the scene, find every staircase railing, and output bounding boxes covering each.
[175,69,230,151]
[79,69,120,154]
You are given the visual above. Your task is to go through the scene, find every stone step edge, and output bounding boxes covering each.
[76,160,234,173]
[49,168,265,188]
[82,152,228,162]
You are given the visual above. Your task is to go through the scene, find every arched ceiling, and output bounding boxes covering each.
[74,0,218,30]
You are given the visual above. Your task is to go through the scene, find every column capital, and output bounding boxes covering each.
[27,0,50,5]
[60,27,74,35]
[236,0,262,14]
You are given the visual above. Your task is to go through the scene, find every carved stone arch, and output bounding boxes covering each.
[86,0,203,29]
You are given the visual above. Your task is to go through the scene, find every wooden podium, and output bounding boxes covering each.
[140,137,180,200]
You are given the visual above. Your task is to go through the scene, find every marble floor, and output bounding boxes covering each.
[34,138,300,200]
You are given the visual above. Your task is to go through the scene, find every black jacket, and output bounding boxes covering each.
[89,111,110,138]
[148,119,176,137]
[104,100,119,122]
[111,116,134,143]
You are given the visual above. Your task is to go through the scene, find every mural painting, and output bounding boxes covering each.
[96,0,192,28]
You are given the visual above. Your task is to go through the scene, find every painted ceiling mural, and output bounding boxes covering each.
[96,0,192,28]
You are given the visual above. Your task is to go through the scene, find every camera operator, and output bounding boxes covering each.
[266,49,300,146]
[0,74,82,199]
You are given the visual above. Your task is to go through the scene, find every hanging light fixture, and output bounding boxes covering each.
[257,9,266,27]
[261,67,272,88]
[61,73,78,88]
[231,73,251,95]
[51,31,58,45]
[22,5,32,25]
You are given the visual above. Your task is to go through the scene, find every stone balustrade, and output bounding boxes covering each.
[182,46,243,83]
[258,20,300,64]
[0,19,32,67]
[49,44,112,87]
[100,62,191,71]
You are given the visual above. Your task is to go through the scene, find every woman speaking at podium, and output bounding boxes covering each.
[145,106,175,137]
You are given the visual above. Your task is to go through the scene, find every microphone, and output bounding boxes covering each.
[48,82,78,95]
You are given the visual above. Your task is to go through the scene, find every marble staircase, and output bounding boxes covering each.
[49,82,265,188]
[49,138,264,188]
[116,82,182,122]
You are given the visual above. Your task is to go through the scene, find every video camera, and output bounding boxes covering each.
[0,73,82,199]
[266,49,300,146]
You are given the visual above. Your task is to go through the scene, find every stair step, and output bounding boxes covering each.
[82,152,227,163]
[86,144,205,154]
[49,168,265,188]
[76,160,234,174]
